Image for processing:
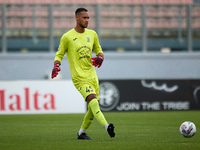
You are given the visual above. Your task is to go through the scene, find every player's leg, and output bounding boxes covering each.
[87,94,115,138]
[75,83,95,140]
[76,81,115,139]
[78,104,94,140]
[80,104,94,131]
[90,78,115,138]
[87,94,107,127]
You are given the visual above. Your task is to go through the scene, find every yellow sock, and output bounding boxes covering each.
[81,104,94,131]
[89,98,108,127]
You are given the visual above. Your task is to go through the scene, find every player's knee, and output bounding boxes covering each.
[86,94,97,104]
[88,98,99,111]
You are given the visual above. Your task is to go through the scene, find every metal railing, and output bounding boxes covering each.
[0,3,200,53]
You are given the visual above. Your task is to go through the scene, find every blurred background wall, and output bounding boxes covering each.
[0,0,200,80]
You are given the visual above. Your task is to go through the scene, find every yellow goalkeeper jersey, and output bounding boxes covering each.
[54,28,103,82]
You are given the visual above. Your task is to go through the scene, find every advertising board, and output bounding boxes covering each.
[99,80,200,111]
[0,80,86,114]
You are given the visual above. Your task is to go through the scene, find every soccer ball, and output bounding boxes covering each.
[179,121,196,138]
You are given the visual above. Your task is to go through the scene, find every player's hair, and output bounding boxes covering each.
[75,8,88,16]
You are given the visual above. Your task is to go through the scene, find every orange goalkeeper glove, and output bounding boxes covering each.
[91,53,104,68]
[51,64,61,79]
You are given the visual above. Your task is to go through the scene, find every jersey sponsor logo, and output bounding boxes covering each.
[99,82,120,111]
[77,46,91,60]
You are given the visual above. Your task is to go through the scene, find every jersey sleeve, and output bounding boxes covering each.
[93,31,103,56]
[54,34,68,62]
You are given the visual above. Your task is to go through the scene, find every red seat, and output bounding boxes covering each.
[7,19,22,28]
[54,20,76,28]
[22,20,33,28]
[2,0,194,3]
[36,19,48,28]
[0,0,197,31]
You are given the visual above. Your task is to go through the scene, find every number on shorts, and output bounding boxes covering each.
[86,86,94,93]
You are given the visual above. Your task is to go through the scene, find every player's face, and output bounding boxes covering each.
[77,11,89,28]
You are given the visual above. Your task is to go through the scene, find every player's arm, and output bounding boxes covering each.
[92,31,104,68]
[54,60,61,65]
[51,34,67,79]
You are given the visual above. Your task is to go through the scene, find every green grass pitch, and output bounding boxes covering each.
[0,111,199,150]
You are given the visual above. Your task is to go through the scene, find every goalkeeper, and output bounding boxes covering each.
[51,8,115,140]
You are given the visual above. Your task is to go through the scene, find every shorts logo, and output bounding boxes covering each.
[99,82,120,111]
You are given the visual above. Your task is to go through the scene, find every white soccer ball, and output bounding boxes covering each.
[179,121,196,138]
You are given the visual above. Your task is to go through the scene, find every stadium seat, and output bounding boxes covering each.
[1,0,199,39]
[7,19,22,28]
[1,0,194,3]
[23,20,33,28]
[35,19,48,29]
